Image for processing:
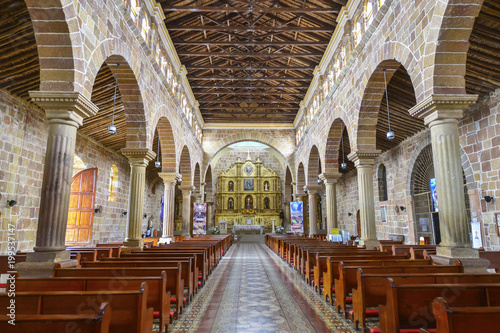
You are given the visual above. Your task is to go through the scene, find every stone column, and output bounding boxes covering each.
[348,150,381,249]
[305,185,321,236]
[158,172,180,243]
[284,201,291,227]
[179,185,194,237]
[409,94,481,260]
[122,148,156,251]
[206,201,214,229]
[320,173,342,233]
[17,92,98,276]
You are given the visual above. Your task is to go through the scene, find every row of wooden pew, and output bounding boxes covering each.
[0,235,233,333]
[266,234,500,333]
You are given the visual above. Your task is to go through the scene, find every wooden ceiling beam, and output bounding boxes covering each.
[162,6,341,14]
[200,106,298,110]
[165,25,334,32]
[198,99,300,104]
[186,64,314,70]
[186,75,312,80]
[172,40,329,45]
[193,91,304,96]
[177,51,323,57]
[190,84,308,89]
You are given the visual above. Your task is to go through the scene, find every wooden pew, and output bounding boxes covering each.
[391,244,437,257]
[378,280,500,333]
[16,274,172,332]
[352,267,477,329]
[67,247,113,260]
[96,243,122,257]
[81,258,195,303]
[478,250,500,272]
[322,256,416,305]
[0,283,153,333]
[54,265,185,316]
[0,302,112,333]
[432,297,500,333]
[379,240,404,253]
[0,254,26,274]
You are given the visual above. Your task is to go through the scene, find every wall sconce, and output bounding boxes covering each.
[94,206,103,213]
[7,200,17,207]
[400,206,406,211]
[122,211,127,216]
[485,195,494,203]
[143,214,148,218]
[348,212,352,217]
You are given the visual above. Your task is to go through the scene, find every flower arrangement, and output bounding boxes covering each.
[209,226,220,235]
[275,226,285,234]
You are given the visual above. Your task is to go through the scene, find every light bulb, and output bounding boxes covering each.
[108,124,117,135]
[386,131,395,140]
[341,162,347,170]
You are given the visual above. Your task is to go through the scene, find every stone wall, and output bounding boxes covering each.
[0,91,160,253]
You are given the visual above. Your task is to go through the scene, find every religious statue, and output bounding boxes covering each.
[264,197,270,209]
[245,195,253,209]
[228,181,234,191]
[264,181,269,191]
[228,197,234,210]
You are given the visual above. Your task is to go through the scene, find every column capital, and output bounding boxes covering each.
[319,172,342,184]
[179,185,195,194]
[29,91,99,127]
[121,148,156,166]
[348,150,381,167]
[304,184,321,195]
[409,94,478,125]
[158,172,181,183]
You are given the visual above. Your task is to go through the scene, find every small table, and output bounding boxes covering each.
[232,224,264,235]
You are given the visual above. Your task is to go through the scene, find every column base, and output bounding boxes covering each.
[359,239,380,250]
[436,246,479,258]
[158,237,174,245]
[431,255,490,273]
[16,251,78,277]
[122,238,144,253]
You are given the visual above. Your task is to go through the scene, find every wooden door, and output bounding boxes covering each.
[66,168,98,245]
[356,210,361,237]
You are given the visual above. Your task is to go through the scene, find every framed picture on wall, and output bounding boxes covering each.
[381,205,387,223]
[496,213,500,237]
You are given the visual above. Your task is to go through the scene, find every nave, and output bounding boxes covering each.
[171,236,349,332]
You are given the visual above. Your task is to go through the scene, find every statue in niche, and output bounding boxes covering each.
[264,181,269,191]
[228,181,234,191]
[264,197,270,209]
[245,195,253,209]
[228,197,234,210]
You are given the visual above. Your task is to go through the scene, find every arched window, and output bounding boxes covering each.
[378,164,388,202]
[108,164,119,201]
[365,0,374,28]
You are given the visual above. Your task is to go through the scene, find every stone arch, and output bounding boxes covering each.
[324,116,351,174]
[284,166,293,203]
[296,163,306,192]
[193,163,201,193]
[307,145,321,186]
[152,115,176,173]
[26,0,84,92]
[204,165,213,201]
[406,132,477,197]
[179,145,192,185]
[355,57,419,152]
[205,131,293,159]
[424,0,484,97]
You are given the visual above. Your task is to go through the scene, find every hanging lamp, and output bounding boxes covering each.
[155,136,161,168]
[340,123,347,170]
[383,69,395,140]
[108,63,119,135]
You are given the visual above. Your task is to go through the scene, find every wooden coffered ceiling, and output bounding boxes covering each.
[160,0,346,123]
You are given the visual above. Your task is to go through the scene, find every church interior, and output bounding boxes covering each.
[1,0,500,332]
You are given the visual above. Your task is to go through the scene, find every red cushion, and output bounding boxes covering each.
[198,281,202,286]
[369,329,381,333]
[366,309,379,316]
[170,297,187,303]
[369,329,435,333]
[0,284,6,288]
[153,311,160,318]
[346,297,352,303]
[170,311,175,318]
[349,310,354,316]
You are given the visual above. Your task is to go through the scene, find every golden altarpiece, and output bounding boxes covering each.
[215,156,282,231]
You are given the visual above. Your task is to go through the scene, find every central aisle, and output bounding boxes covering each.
[170,236,357,332]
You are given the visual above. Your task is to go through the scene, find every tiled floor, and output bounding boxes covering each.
[170,238,359,332]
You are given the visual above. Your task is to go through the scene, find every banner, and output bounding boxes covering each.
[290,201,304,233]
[471,220,483,249]
[193,203,207,235]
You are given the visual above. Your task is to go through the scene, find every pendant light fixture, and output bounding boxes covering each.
[108,63,119,135]
[340,123,347,170]
[155,136,161,168]
[383,69,395,140]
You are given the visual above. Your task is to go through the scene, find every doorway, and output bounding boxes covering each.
[66,168,98,245]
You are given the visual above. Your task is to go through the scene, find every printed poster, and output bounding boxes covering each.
[193,203,207,235]
[430,178,438,212]
[290,201,304,233]
[471,221,483,249]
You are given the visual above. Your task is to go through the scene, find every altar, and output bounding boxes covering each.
[232,224,264,235]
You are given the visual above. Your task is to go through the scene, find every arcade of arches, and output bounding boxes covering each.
[0,0,500,330]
